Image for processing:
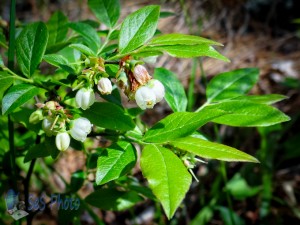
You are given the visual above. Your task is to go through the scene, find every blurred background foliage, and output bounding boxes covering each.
[0,0,300,224]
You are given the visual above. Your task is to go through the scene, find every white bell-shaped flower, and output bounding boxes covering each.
[70,117,92,142]
[97,78,112,95]
[55,132,70,151]
[42,117,54,136]
[75,88,95,110]
[147,79,165,103]
[135,86,156,110]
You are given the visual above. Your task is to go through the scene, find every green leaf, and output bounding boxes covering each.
[119,5,160,54]
[24,143,50,163]
[85,188,143,211]
[69,43,96,56]
[16,22,49,77]
[0,54,4,66]
[143,44,229,61]
[43,54,75,73]
[0,72,14,99]
[69,22,100,54]
[82,102,135,131]
[96,141,137,185]
[143,107,227,143]
[88,0,120,27]
[154,68,187,112]
[2,84,39,115]
[45,136,60,159]
[169,137,259,163]
[150,33,222,46]
[46,11,68,47]
[0,28,7,48]
[160,11,176,18]
[70,170,85,192]
[226,173,261,200]
[140,145,192,219]
[233,94,288,105]
[205,100,290,127]
[216,206,245,225]
[206,68,259,102]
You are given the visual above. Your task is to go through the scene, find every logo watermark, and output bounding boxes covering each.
[5,189,80,220]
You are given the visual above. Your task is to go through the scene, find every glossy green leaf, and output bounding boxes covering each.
[140,145,192,219]
[24,143,51,163]
[46,11,68,46]
[169,137,259,162]
[119,5,160,54]
[16,22,49,77]
[88,0,120,27]
[82,102,135,131]
[154,68,187,112]
[43,54,75,73]
[233,94,288,105]
[143,44,229,61]
[205,100,290,127]
[0,72,14,98]
[2,84,39,115]
[206,68,259,102]
[69,43,96,56]
[150,33,222,46]
[69,22,100,54]
[85,188,142,211]
[143,107,227,143]
[96,141,137,185]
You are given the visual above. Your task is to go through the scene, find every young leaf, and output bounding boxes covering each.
[16,22,49,77]
[43,54,75,74]
[154,68,187,112]
[69,43,96,57]
[169,137,259,163]
[143,45,229,61]
[149,33,222,46]
[69,22,100,54]
[140,145,192,219]
[85,188,143,211]
[233,94,288,105]
[206,68,259,102]
[96,141,137,185]
[46,11,68,47]
[204,100,290,127]
[82,102,135,131]
[143,107,227,143]
[88,0,120,27]
[0,72,14,98]
[2,84,39,115]
[119,5,160,54]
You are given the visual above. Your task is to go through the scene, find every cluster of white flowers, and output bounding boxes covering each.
[132,65,165,110]
[53,117,93,151]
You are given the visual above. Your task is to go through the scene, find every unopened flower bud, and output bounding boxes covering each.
[75,88,95,110]
[70,117,92,142]
[135,86,156,110]
[147,79,165,103]
[29,110,43,124]
[42,117,54,136]
[132,65,152,85]
[55,132,70,151]
[97,78,112,95]
[45,101,57,110]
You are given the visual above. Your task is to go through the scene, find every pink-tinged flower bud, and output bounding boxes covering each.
[55,132,70,151]
[75,88,95,110]
[147,79,165,103]
[133,65,152,85]
[135,86,156,110]
[97,78,112,95]
[29,110,43,124]
[70,117,92,142]
[42,117,54,136]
